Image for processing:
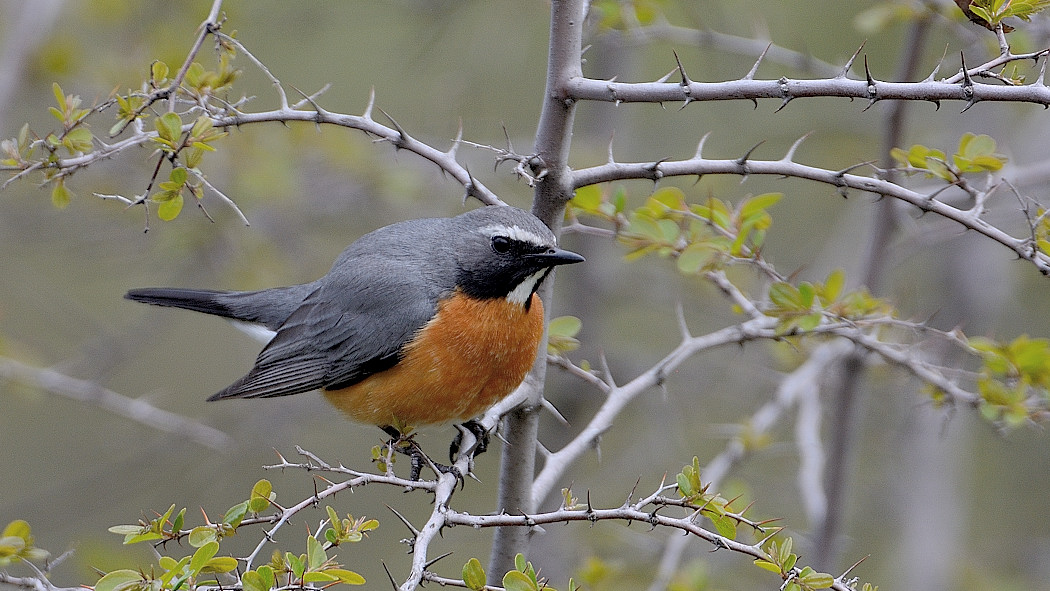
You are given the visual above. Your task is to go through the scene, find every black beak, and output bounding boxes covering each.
[530,246,585,266]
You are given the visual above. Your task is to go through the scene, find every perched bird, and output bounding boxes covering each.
[126,205,583,472]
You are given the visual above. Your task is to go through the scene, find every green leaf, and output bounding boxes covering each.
[326,568,366,585]
[303,572,337,583]
[801,571,835,589]
[514,553,527,573]
[503,570,538,591]
[548,316,582,339]
[739,192,781,219]
[188,526,216,548]
[155,113,183,144]
[241,571,268,591]
[257,565,276,586]
[151,61,169,84]
[169,166,188,186]
[462,558,487,591]
[754,559,783,574]
[676,242,716,274]
[51,181,72,209]
[769,282,801,310]
[224,501,249,528]
[824,269,845,302]
[3,521,31,540]
[201,556,238,574]
[249,479,274,514]
[547,315,582,354]
[189,541,219,575]
[156,192,183,221]
[63,127,93,153]
[287,552,305,580]
[710,513,737,539]
[572,184,602,212]
[95,570,143,591]
[107,525,144,536]
[306,534,326,570]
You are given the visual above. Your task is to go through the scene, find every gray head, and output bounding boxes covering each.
[450,206,584,304]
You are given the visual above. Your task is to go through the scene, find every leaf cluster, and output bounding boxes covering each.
[570,185,780,275]
[100,480,370,591]
[969,335,1050,427]
[675,457,742,539]
[766,270,891,334]
[890,133,1004,182]
[0,520,50,568]
[2,51,235,217]
[753,537,838,591]
[967,0,1050,26]
[461,554,579,591]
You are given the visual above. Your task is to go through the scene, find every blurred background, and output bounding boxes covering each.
[2,1,1050,589]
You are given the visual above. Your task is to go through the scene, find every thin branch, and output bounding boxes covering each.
[0,355,231,450]
[571,155,1050,276]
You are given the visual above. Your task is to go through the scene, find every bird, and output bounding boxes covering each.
[126,205,584,474]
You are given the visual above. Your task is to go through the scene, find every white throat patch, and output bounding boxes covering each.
[478,224,549,248]
[506,269,548,305]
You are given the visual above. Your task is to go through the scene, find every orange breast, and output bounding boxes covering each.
[322,291,545,427]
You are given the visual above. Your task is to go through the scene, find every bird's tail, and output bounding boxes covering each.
[126,284,315,330]
[125,287,239,319]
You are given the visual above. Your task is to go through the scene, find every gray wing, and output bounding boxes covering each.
[208,260,441,400]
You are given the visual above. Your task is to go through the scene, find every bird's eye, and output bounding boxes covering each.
[491,235,512,254]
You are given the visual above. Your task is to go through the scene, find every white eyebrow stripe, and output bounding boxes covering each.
[478,224,550,247]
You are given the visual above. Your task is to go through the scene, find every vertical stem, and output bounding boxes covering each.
[811,14,931,571]
[488,0,584,581]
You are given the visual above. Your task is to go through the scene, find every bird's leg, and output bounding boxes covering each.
[379,425,457,482]
[449,419,491,463]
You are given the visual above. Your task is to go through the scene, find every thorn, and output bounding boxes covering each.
[645,158,667,181]
[693,132,711,159]
[959,52,977,112]
[774,96,792,113]
[834,160,876,177]
[862,55,878,111]
[839,40,866,78]
[929,99,941,111]
[381,562,398,591]
[363,87,376,120]
[674,300,691,340]
[655,68,677,84]
[744,43,771,80]
[607,132,616,164]
[447,118,463,158]
[541,397,570,426]
[626,476,642,506]
[673,50,692,88]
[502,121,515,153]
[290,85,329,118]
[377,107,410,148]
[597,348,616,389]
[386,505,420,536]
[839,555,870,580]
[923,44,949,83]
[1038,55,1048,86]
[424,551,453,570]
[462,165,477,204]
[735,141,765,165]
[754,526,785,550]
[749,97,758,109]
[782,131,813,162]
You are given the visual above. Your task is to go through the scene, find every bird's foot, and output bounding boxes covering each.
[448,419,490,463]
[379,425,460,482]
